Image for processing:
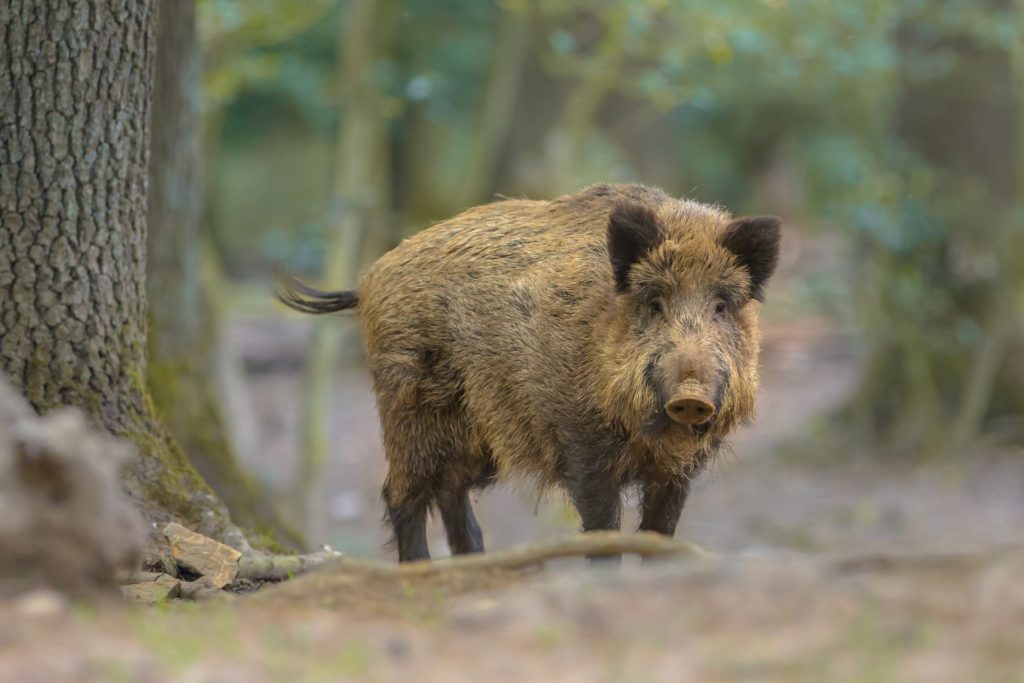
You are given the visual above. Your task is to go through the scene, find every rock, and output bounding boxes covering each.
[116,570,163,585]
[164,523,241,589]
[178,576,225,602]
[121,574,181,604]
[142,546,178,577]
[0,379,146,596]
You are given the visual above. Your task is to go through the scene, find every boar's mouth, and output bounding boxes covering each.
[641,410,715,439]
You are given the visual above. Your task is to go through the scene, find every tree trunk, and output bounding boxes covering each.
[544,6,628,195]
[296,0,384,543]
[0,0,245,548]
[146,0,303,550]
[452,3,531,210]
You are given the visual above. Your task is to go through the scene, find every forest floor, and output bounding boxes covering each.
[2,314,1023,682]
[2,543,1023,682]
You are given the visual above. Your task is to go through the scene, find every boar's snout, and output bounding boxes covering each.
[665,394,716,426]
[658,348,719,427]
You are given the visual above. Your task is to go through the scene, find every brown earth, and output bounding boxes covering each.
[2,545,1022,682]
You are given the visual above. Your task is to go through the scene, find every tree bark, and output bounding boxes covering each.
[146,0,302,550]
[0,0,244,547]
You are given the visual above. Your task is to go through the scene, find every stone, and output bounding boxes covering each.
[163,523,241,589]
[178,576,224,602]
[121,574,181,604]
[0,379,145,596]
[115,570,162,585]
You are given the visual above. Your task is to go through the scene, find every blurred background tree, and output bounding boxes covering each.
[147,0,303,549]
[191,0,1023,529]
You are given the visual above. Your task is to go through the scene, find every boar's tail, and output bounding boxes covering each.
[276,271,359,314]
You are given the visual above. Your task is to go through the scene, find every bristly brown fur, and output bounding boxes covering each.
[289,183,781,561]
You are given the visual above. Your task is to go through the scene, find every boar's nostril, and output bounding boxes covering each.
[665,397,715,426]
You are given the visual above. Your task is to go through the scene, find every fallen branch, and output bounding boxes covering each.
[300,531,711,579]
[400,531,710,575]
[237,550,343,582]
[253,532,712,608]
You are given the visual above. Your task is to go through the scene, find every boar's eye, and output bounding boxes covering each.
[713,300,728,317]
[648,299,665,318]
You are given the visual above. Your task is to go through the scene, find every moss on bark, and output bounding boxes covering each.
[147,346,304,552]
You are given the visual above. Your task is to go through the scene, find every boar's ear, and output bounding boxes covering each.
[721,216,781,302]
[607,201,664,293]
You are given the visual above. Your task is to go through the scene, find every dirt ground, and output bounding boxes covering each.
[2,312,1023,682]
[2,545,1023,682]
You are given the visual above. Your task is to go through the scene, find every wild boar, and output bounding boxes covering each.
[280,184,780,562]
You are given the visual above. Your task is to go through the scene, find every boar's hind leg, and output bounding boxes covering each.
[383,481,431,562]
[438,489,484,555]
[638,477,691,538]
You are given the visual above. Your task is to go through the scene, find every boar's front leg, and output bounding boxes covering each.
[638,477,691,538]
[566,465,623,565]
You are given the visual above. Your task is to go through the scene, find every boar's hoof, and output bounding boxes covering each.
[665,397,715,426]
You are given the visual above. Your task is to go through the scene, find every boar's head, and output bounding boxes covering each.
[596,199,780,455]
